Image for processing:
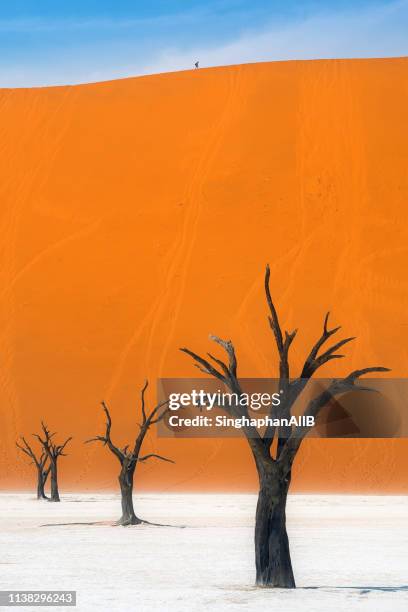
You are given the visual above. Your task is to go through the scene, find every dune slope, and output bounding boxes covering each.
[0,58,407,492]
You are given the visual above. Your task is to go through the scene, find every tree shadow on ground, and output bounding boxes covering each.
[40,519,185,528]
[302,586,408,593]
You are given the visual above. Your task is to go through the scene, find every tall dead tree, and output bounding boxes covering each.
[16,436,51,499]
[35,422,72,502]
[86,381,173,526]
[181,265,388,588]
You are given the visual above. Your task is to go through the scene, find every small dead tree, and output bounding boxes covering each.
[86,381,173,526]
[16,436,51,499]
[181,265,388,588]
[34,422,72,502]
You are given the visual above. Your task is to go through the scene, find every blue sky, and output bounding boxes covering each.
[0,0,407,87]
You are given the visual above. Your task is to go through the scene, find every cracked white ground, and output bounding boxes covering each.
[0,493,407,611]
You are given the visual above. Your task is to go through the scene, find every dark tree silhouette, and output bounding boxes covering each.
[34,422,72,502]
[16,436,51,499]
[86,381,173,526]
[181,264,389,588]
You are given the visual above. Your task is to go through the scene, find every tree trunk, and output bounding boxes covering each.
[36,467,47,500]
[49,462,60,502]
[117,464,141,526]
[254,463,295,588]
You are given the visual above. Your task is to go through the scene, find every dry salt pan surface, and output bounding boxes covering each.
[0,493,407,611]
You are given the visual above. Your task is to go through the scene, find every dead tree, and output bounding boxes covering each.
[34,422,72,502]
[16,436,51,499]
[86,381,173,526]
[181,265,388,588]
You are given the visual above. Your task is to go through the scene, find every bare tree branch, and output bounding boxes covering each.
[54,437,72,457]
[300,312,355,378]
[33,422,53,459]
[265,264,297,383]
[209,335,238,379]
[16,437,44,468]
[180,347,227,383]
[87,383,171,469]
[145,399,170,426]
[279,366,390,472]
[207,352,230,379]
[263,267,363,453]
[180,337,270,461]
[137,453,175,463]
[85,402,125,463]
[149,405,170,425]
[263,265,298,447]
[141,380,148,424]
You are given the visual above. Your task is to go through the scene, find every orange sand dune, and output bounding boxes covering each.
[0,58,407,493]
